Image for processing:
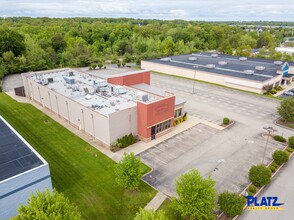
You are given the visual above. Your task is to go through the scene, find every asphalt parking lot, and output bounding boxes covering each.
[138,73,292,197]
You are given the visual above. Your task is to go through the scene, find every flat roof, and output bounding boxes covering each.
[0,117,44,182]
[146,52,288,82]
[30,69,161,116]
[132,83,186,106]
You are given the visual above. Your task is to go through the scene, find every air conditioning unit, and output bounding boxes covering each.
[188,57,197,61]
[160,58,171,62]
[211,54,218,58]
[239,57,247,61]
[206,64,215,69]
[274,61,283,65]
[244,70,254,75]
[218,61,227,66]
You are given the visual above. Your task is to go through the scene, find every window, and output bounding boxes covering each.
[155,120,171,134]
[174,108,183,118]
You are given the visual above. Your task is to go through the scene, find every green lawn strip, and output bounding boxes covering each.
[150,70,283,101]
[158,198,182,220]
[0,93,156,220]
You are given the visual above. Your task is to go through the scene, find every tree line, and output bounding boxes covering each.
[0,17,293,85]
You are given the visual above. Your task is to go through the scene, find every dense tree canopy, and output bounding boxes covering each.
[0,17,293,84]
[277,97,294,122]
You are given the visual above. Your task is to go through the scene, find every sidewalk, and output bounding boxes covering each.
[144,192,167,211]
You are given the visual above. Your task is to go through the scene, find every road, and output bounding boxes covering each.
[239,158,294,220]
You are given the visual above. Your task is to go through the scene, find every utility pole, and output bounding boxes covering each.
[262,126,277,164]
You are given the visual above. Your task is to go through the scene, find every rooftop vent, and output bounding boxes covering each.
[239,57,247,61]
[211,53,218,58]
[218,61,227,66]
[244,70,254,75]
[255,66,265,71]
[113,86,127,95]
[85,94,92,100]
[188,57,197,61]
[274,61,283,65]
[160,58,171,62]
[206,64,215,69]
[68,71,74,76]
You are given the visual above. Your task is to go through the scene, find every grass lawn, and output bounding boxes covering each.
[158,198,182,220]
[0,93,156,220]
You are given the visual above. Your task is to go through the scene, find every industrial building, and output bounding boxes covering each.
[0,116,52,220]
[21,69,186,146]
[141,52,294,94]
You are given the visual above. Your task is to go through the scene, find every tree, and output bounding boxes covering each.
[115,152,143,190]
[289,136,294,148]
[134,208,168,220]
[0,28,26,57]
[272,150,289,165]
[12,188,81,220]
[173,169,216,220]
[218,191,244,218]
[249,165,271,187]
[277,97,294,122]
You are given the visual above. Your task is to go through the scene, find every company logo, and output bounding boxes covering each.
[247,196,284,210]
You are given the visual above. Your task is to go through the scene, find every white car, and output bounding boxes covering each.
[283,91,294,96]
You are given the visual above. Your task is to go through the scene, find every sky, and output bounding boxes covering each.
[0,0,293,21]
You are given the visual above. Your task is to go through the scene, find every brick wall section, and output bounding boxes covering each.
[107,71,150,86]
[137,95,175,140]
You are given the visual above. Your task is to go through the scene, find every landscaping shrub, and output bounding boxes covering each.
[272,150,289,165]
[271,162,279,168]
[263,92,272,95]
[273,135,287,143]
[183,112,187,121]
[286,147,294,153]
[223,117,230,125]
[218,191,244,218]
[116,133,135,148]
[288,136,294,148]
[274,86,283,91]
[248,185,257,194]
[249,165,272,187]
[269,89,277,95]
[270,165,277,173]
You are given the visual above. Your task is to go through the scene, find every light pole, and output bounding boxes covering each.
[192,65,198,94]
[262,126,277,164]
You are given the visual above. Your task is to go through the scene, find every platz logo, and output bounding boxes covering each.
[247,196,284,210]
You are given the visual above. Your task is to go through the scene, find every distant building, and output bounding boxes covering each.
[275,47,294,56]
[0,116,52,220]
[21,69,185,145]
[141,52,294,94]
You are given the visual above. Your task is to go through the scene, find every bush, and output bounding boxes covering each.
[249,165,272,187]
[288,136,294,148]
[271,162,279,168]
[275,86,283,91]
[223,117,230,125]
[248,185,257,194]
[273,135,287,143]
[269,89,277,95]
[270,165,277,173]
[263,92,272,95]
[272,150,289,165]
[183,112,187,121]
[218,191,244,218]
[116,133,135,148]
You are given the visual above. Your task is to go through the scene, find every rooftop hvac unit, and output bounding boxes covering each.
[113,86,127,95]
[244,70,254,75]
[47,78,54,83]
[110,102,115,106]
[274,61,283,65]
[255,66,265,71]
[218,61,227,66]
[68,71,74,76]
[211,53,218,58]
[63,76,75,84]
[206,64,215,69]
[137,92,149,102]
[188,57,197,61]
[239,57,247,61]
[94,79,108,87]
[160,57,171,62]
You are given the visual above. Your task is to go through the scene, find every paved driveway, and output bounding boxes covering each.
[138,73,291,197]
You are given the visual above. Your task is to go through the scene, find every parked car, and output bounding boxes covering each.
[283,91,294,96]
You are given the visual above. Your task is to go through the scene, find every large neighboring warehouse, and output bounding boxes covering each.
[141,52,294,94]
[0,116,52,220]
[21,69,185,146]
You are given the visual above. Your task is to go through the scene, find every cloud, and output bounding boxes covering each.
[0,0,293,21]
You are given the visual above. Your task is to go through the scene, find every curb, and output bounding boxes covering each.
[274,117,294,131]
